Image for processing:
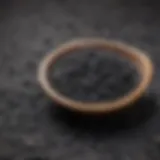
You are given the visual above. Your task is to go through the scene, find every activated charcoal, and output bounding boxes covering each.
[49,49,139,102]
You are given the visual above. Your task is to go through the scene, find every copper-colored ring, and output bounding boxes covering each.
[37,38,154,114]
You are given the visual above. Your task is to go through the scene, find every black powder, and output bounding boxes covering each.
[49,49,140,102]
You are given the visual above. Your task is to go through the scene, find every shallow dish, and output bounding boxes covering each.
[37,38,154,114]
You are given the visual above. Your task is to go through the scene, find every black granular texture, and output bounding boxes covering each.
[49,50,139,102]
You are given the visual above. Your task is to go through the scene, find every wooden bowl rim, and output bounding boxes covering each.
[37,38,154,113]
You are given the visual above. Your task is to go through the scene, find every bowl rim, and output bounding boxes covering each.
[37,38,154,114]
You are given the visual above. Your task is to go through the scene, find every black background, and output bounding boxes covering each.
[0,0,160,159]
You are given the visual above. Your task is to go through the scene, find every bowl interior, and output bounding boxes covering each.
[48,48,141,102]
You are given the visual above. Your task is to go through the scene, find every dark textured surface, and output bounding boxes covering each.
[51,50,139,101]
[0,0,160,159]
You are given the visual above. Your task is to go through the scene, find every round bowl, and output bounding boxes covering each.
[37,38,154,114]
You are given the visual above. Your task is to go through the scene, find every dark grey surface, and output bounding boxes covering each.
[0,0,160,159]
